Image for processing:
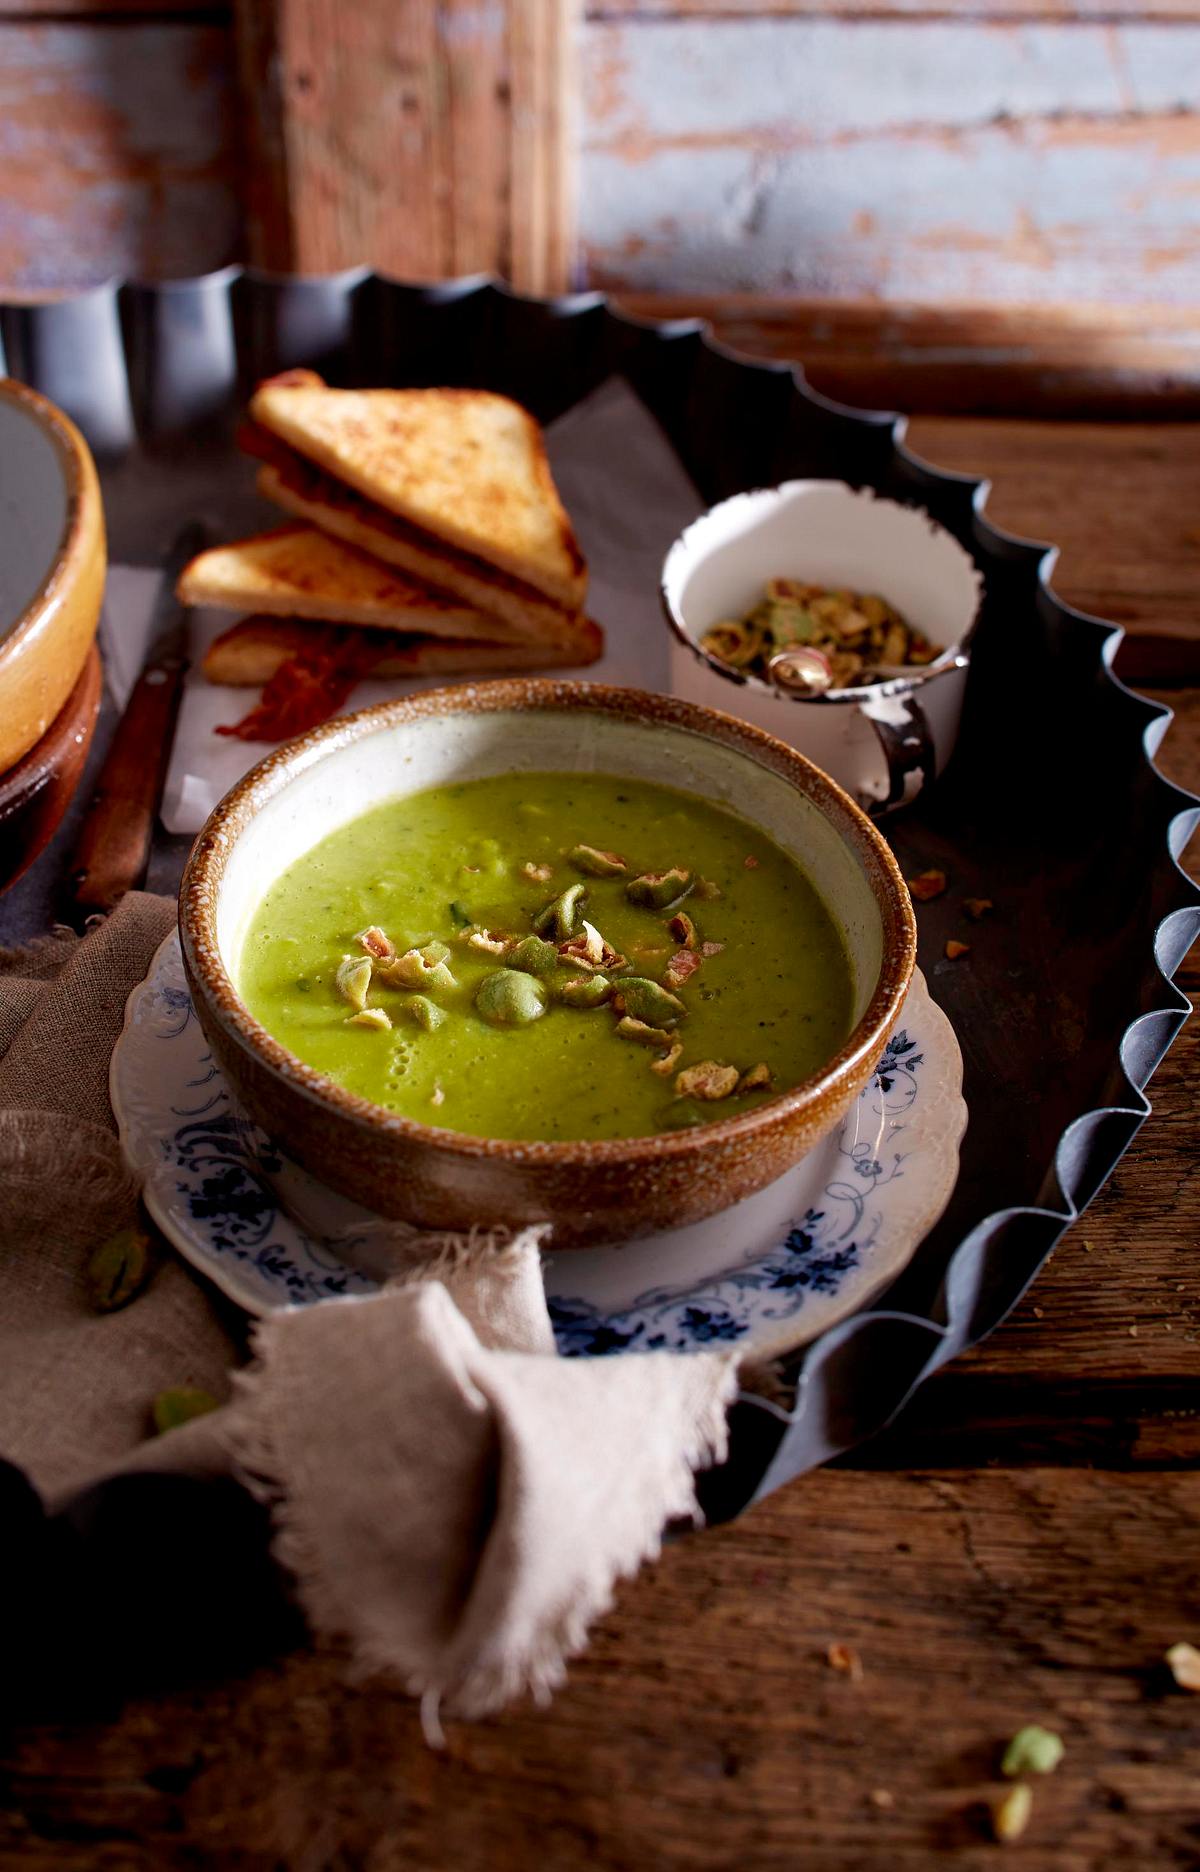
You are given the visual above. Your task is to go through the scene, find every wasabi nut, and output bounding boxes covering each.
[508,934,560,977]
[532,882,587,941]
[85,1223,152,1313]
[558,974,612,1010]
[152,1386,220,1435]
[475,969,549,1026]
[407,995,446,1032]
[616,1016,676,1048]
[335,955,373,1010]
[625,868,692,910]
[613,976,686,1027]
[347,1006,391,1031]
[1001,1726,1064,1777]
[570,844,627,878]
[379,946,457,991]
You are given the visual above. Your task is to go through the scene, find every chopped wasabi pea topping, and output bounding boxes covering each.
[335,954,373,1010]
[407,995,446,1032]
[558,974,612,1010]
[626,867,692,911]
[379,946,456,991]
[613,976,686,1027]
[532,882,587,941]
[347,1006,391,1031]
[474,969,549,1027]
[508,934,560,977]
[616,1016,675,1048]
[1001,1726,1064,1778]
[152,1386,220,1436]
[570,843,627,878]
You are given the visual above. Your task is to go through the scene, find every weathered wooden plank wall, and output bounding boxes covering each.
[580,7,1200,306]
[0,17,239,291]
[234,0,577,295]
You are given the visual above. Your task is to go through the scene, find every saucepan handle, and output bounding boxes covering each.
[858,690,937,816]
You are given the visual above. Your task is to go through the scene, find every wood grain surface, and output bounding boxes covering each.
[581,10,1200,308]
[616,296,1200,419]
[0,20,238,291]
[234,0,579,293]
[1,417,1197,1868]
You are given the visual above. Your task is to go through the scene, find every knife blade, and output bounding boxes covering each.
[69,521,207,919]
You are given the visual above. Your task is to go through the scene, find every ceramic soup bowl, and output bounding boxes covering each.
[180,681,916,1246]
[0,378,106,777]
[663,480,982,814]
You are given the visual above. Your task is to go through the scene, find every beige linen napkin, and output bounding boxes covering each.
[0,896,738,1725]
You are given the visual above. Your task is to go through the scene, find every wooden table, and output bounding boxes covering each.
[2,416,1197,1871]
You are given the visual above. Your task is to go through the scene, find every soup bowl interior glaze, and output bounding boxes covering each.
[181,682,916,1246]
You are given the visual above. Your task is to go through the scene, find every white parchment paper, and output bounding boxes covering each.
[98,381,704,838]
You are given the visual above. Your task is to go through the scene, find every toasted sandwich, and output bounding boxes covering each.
[178,521,601,743]
[178,523,515,644]
[243,370,587,634]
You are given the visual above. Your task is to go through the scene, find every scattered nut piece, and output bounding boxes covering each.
[521,861,553,883]
[964,897,995,921]
[737,1063,773,1094]
[663,948,702,991]
[467,929,509,956]
[616,1016,676,1048]
[1001,1725,1064,1777]
[675,1060,740,1100]
[990,1784,1032,1844]
[945,940,970,960]
[336,954,373,1010]
[348,1007,392,1031]
[1166,1642,1200,1691]
[570,843,627,878]
[86,1222,153,1314]
[430,1084,445,1108]
[649,1040,683,1077]
[613,977,686,1027]
[474,969,548,1027]
[626,867,692,911]
[558,974,612,1011]
[693,879,722,901]
[908,869,947,902]
[533,882,588,941]
[700,940,725,958]
[152,1386,219,1436]
[356,925,395,960]
[825,1641,864,1681]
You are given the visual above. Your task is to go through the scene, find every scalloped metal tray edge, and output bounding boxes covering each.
[4,267,1196,1522]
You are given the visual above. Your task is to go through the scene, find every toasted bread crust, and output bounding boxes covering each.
[203,614,603,686]
[243,423,589,649]
[248,375,587,610]
[178,524,513,642]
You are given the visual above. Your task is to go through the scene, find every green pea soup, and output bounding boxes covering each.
[238,771,855,1141]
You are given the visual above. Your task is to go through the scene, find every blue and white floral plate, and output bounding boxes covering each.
[111,934,966,1362]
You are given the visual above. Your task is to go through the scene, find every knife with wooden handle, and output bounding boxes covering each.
[69,523,207,919]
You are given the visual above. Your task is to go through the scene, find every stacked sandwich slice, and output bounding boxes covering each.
[180,371,600,740]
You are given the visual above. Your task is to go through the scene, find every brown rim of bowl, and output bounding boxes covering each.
[659,482,980,709]
[0,378,94,662]
[180,678,917,1168]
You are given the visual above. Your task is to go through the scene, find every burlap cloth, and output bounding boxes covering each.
[0,895,737,1726]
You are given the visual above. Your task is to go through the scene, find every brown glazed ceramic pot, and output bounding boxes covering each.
[0,641,102,891]
[179,681,916,1246]
[0,378,107,777]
